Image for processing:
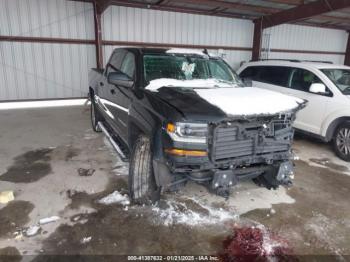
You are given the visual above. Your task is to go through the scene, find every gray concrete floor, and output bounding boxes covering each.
[0,105,349,260]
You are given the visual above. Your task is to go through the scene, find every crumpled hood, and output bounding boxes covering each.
[194,87,305,116]
[145,79,305,118]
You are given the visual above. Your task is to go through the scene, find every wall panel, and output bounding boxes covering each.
[264,24,348,63]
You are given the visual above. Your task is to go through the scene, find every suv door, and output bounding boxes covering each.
[286,68,332,134]
[106,51,136,143]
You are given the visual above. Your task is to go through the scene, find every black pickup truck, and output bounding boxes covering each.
[89,47,306,204]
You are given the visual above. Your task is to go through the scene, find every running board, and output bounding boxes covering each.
[98,122,128,162]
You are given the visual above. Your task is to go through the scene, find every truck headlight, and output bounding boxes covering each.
[166,122,207,144]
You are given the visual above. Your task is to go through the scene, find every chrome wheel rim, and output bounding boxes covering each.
[336,127,350,155]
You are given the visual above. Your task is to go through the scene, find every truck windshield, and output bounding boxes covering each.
[143,54,244,87]
[321,69,350,95]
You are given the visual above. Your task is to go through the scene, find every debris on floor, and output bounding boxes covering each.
[77,168,95,177]
[0,190,14,204]
[39,216,60,225]
[80,236,92,244]
[98,191,130,206]
[219,225,293,260]
[24,225,41,237]
[151,197,238,226]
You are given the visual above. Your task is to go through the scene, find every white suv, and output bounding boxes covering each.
[237,60,350,161]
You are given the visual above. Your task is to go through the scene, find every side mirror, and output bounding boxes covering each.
[107,71,134,88]
[243,78,253,87]
[309,83,326,94]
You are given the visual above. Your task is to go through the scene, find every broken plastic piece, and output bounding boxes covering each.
[39,216,60,225]
[0,191,14,204]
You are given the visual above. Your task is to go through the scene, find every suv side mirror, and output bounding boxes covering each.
[309,83,326,94]
[108,71,134,88]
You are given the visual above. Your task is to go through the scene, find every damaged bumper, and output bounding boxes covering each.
[154,113,297,193]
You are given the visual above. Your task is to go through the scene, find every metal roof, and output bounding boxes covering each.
[85,0,350,31]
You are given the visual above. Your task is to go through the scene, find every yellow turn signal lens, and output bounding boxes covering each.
[164,148,207,157]
[166,123,175,133]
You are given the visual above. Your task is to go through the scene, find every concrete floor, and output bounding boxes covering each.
[0,105,349,261]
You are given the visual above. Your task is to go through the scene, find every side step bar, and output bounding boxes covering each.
[98,122,128,162]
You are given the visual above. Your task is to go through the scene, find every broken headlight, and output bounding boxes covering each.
[166,122,207,144]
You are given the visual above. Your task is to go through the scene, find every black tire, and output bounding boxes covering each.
[333,122,350,162]
[128,135,160,205]
[91,99,102,133]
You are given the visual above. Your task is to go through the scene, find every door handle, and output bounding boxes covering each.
[99,82,104,86]
[110,89,116,95]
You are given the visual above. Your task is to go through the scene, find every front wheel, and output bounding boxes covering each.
[128,135,160,205]
[90,99,102,133]
[333,123,350,162]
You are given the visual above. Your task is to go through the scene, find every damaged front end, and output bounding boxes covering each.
[155,107,303,197]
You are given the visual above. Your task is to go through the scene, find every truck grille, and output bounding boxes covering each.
[211,121,291,162]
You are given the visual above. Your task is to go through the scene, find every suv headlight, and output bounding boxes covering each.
[166,122,207,144]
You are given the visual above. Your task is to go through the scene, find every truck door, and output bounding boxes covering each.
[107,51,135,143]
[99,49,127,136]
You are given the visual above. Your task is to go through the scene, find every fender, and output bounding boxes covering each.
[321,109,350,141]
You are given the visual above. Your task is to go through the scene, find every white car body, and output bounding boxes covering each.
[237,61,350,142]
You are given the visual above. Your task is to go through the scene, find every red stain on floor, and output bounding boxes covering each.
[219,226,297,262]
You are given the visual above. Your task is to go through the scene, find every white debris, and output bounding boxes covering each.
[293,155,300,160]
[166,48,207,57]
[25,225,41,237]
[98,191,130,206]
[81,236,92,244]
[145,78,236,91]
[124,206,129,211]
[39,216,60,225]
[270,208,276,215]
[151,197,238,226]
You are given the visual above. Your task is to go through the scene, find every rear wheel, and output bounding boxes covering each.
[129,135,160,205]
[333,123,350,162]
[91,99,102,133]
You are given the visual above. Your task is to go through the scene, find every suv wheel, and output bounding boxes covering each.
[91,99,102,132]
[129,135,160,205]
[333,123,350,162]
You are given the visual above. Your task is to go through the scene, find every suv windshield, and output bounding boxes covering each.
[321,69,350,95]
[143,54,244,87]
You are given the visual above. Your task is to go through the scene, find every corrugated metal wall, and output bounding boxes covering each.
[265,24,348,64]
[0,0,95,101]
[0,1,349,101]
[102,6,254,70]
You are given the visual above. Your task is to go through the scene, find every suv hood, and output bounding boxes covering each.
[146,79,305,120]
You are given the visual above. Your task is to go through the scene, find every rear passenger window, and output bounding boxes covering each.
[258,66,290,87]
[240,66,290,87]
[289,68,322,92]
[239,66,258,80]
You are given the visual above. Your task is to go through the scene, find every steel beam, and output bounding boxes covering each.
[259,0,350,29]
[345,32,350,66]
[252,19,263,61]
[93,1,103,69]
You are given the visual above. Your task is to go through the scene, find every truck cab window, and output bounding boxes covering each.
[106,50,126,75]
[120,52,135,79]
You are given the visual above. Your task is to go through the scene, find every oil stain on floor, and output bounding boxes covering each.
[0,148,53,183]
[0,201,34,238]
